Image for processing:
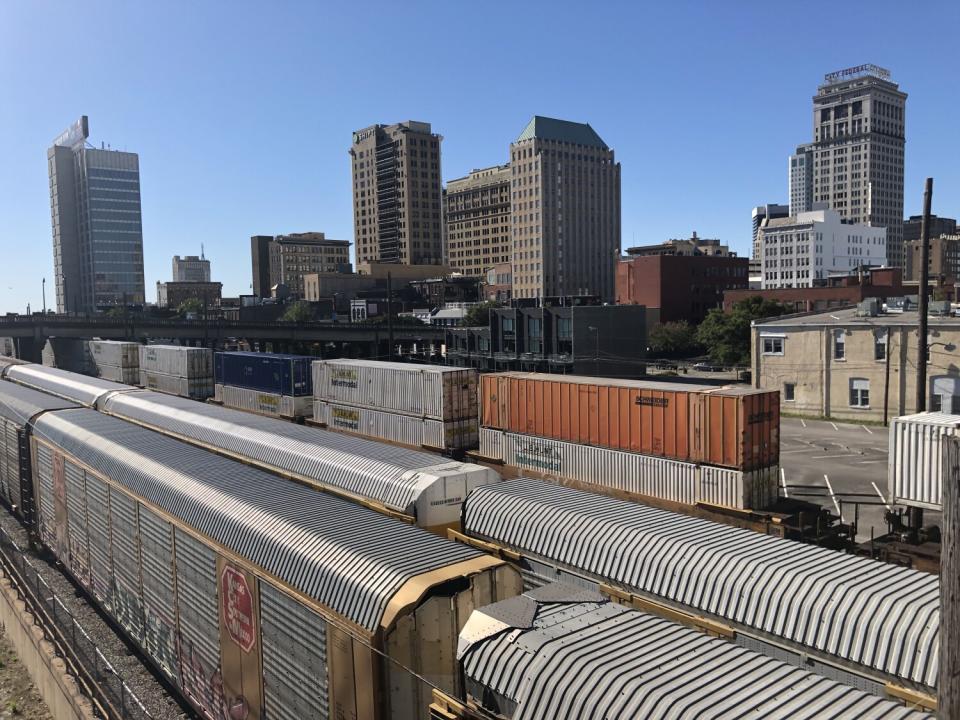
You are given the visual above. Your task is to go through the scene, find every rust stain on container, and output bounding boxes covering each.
[480,373,779,471]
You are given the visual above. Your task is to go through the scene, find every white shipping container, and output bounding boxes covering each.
[217,384,312,419]
[140,370,213,400]
[314,400,478,451]
[97,364,140,384]
[312,359,477,421]
[479,428,777,511]
[888,412,960,510]
[139,345,213,378]
[89,340,140,368]
[0,338,16,357]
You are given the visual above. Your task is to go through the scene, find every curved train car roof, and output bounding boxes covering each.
[463,479,940,689]
[5,364,133,407]
[0,379,79,426]
[102,390,499,516]
[460,584,931,720]
[33,408,491,633]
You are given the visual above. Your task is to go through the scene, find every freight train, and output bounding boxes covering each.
[0,370,939,717]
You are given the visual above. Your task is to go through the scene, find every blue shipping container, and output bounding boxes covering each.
[214,352,314,396]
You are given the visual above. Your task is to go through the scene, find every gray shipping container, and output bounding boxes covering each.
[479,427,777,511]
[140,370,213,400]
[312,359,477,421]
[97,364,141,384]
[888,412,960,510]
[216,384,312,419]
[314,400,478,452]
[89,340,140,368]
[139,345,213,378]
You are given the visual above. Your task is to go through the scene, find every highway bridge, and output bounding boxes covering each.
[0,314,444,362]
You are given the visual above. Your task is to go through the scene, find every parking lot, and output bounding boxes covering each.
[779,416,940,540]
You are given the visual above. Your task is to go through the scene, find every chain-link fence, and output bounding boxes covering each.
[0,525,153,719]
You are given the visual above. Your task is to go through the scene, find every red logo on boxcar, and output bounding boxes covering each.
[221,566,256,653]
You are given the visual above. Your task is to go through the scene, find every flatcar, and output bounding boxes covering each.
[456,478,939,704]
[450,583,931,720]
[28,406,520,720]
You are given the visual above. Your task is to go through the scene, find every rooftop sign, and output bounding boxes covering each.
[824,64,891,83]
[52,116,89,149]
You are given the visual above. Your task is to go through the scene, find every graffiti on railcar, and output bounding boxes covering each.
[112,578,146,642]
[51,452,70,562]
[143,604,181,683]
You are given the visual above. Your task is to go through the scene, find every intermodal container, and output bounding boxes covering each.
[216,384,312,419]
[88,340,139,368]
[139,345,213,378]
[480,372,779,471]
[314,400,479,451]
[140,370,213,400]
[889,412,960,510]
[216,352,313,396]
[97,364,140,384]
[479,427,778,510]
[312,359,477,421]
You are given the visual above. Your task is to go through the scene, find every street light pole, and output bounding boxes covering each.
[41,278,46,315]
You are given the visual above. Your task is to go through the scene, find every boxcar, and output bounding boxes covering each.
[455,584,931,720]
[30,409,520,720]
[458,478,939,698]
[102,389,499,533]
[0,381,77,523]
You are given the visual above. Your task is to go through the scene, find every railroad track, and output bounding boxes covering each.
[0,525,153,720]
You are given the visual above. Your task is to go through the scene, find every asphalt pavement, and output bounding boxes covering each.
[778,416,940,540]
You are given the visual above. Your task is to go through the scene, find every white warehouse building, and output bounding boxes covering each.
[759,208,886,289]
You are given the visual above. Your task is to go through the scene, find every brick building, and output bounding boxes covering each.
[723,267,905,313]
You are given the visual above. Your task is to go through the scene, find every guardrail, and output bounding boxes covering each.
[0,525,153,720]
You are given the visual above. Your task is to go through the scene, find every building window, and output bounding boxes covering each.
[849,378,870,408]
[874,330,887,361]
[762,337,784,355]
[784,383,796,402]
[834,329,845,360]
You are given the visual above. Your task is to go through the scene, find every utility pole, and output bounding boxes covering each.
[41,278,46,315]
[883,330,892,426]
[916,178,933,414]
[386,272,394,360]
[940,434,960,719]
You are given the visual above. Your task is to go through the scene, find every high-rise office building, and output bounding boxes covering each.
[349,121,443,266]
[903,214,957,245]
[789,144,814,216]
[172,253,211,282]
[48,116,145,312]
[811,64,906,266]
[509,116,621,301]
[250,232,351,298]
[444,165,511,277]
[751,204,789,262]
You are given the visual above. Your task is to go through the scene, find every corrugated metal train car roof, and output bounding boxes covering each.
[102,390,494,514]
[463,479,940,688]
[0,380,79,427]
[5,364,133,407]
[33,409,484,632]
[460,584,932,720]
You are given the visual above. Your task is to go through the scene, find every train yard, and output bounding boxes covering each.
[0,351,951,718]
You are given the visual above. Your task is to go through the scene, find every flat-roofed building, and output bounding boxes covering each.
[444,165,511,277]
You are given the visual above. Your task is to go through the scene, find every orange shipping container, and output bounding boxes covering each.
[480,372,779,471]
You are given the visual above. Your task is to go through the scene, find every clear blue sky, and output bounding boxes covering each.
[1,0,957,313]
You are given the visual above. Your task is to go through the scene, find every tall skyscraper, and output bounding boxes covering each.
[444,165,512,277]
[48,116,145,312]
[788,144,814,216]
[509,116,621,301]
[751,204,789,262]
[349,121,443,266]
[172,253,211,282]
[811,65,906,266]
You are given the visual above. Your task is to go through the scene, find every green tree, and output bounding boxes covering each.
[281,300,315,322]
[460,301,501,327]
[695,296,790,366]
[105,306,126,319]
[177,297,204,317]
[648,321,701,357]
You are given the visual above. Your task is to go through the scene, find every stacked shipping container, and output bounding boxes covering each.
[478,372,780,510]
[312,359,479,451]
[214,352,314,419]
[888,412,960,510]
[139,345,214,399]
[89,340,140,384]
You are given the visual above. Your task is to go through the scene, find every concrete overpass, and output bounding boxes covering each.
[0,315,445,362]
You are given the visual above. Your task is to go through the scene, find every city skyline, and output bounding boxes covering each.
[1,1,958,313]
